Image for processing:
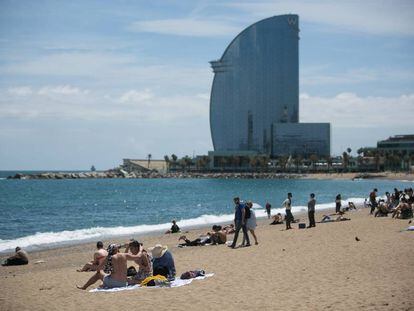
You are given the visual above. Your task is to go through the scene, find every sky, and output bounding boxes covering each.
[0,0,413,170]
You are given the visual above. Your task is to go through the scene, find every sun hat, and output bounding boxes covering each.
[149,244,168,259]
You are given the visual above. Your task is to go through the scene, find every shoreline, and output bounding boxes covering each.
[0,197,368,255]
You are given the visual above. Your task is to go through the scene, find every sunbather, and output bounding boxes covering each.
[178,234,211,246]
[2,247,29,266]
[77,241,108,272]
[270,213,283,225]
[125,240,152,284]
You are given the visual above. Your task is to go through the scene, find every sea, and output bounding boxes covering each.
[0,170,412,253]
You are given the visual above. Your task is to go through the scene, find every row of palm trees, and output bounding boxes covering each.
[161,149,413,173]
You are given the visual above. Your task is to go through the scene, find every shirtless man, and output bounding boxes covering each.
[77,244,143,290]
[77,241,108,272]
[125,240,152,284]
[210,226,227,245]
[2,247,29,266]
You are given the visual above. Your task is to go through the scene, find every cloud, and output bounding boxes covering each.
[8,86,33,96]
[128,18,240,37]
[0,86,209,122]
[300,92,414,127]
[38,85,89,95]
[119,89,154,104]
[227,0,414,36]
[301,67,414,86]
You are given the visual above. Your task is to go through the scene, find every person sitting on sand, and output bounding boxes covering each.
[77,241,108,272]
[2,247,29,266]
[150,244,176,280]
[270,213,283,225]
[165,220,180,234]
[210,225,227,245]
[375,201,390,217]
[223,224,235,234]
[392,199,413,219]
[345,202,357,211]
[125,240,152,284]
[77,244,143,290]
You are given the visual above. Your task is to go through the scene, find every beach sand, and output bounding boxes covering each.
[1,208,413,311]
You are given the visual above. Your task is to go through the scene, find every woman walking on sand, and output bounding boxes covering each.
[243,201,259,245]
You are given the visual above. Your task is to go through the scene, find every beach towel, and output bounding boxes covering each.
[89,273,214,293]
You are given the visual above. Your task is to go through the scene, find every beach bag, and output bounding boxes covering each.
[141,275,169,287]
[180,269,205,279]
[127,266,137,277]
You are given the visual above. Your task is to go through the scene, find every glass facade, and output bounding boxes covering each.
[210,15,300,153]
[272,123,331,157]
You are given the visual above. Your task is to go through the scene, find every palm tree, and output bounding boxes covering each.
[171,154,178,170]
[164,155,170,172]
[326,156,333,173]
[342,151,349,172]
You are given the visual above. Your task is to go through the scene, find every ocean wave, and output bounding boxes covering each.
[0,197,367,253]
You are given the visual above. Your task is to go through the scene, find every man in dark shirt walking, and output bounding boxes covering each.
[307,193,316,228]
[230,197,250,248]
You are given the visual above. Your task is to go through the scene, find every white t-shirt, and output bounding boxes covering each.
[282,198,291,210]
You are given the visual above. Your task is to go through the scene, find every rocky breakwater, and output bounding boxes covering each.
[7,169,305,180]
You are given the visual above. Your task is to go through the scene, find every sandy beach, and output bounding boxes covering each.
[1,206,413,311]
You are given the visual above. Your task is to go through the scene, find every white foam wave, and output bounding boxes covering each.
[0,197,367,254]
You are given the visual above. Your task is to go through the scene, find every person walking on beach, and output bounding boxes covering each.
[230,197,250,248]
[307,193,316,228]
[369,188,378,214]
[244,201,258,245]
[283,193,293,230]
[335,194,342,214]
[265,202,272,219]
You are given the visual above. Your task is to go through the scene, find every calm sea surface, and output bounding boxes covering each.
[0,172,412,253]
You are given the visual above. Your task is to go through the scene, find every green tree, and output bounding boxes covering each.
[342,151,349,172]
[164,155,170,172]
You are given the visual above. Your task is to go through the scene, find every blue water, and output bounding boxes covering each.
[0,175,412,253]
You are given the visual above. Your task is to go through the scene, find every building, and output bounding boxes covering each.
[209,14,330,159]
[377,135,414,154]
[122,159,167,173]
[272,123,330,157]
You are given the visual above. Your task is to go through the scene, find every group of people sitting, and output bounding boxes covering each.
[367,187,414,219]
[76,240,176,290]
